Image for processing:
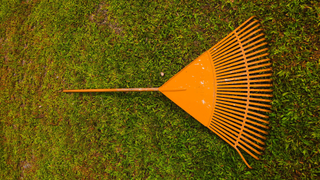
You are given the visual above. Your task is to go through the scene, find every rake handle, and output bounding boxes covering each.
[63,88,159,92]
[63,88,187,92]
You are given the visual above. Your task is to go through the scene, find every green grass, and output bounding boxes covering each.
[1,0,320,179]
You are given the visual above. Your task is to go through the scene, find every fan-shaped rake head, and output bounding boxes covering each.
[159,16,272,168]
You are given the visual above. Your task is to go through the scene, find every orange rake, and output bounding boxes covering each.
[63,16,272,169]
